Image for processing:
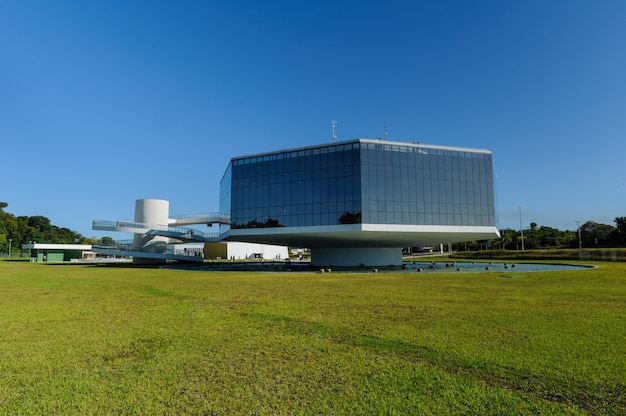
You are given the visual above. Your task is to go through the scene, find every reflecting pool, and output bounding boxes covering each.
[402,261,592,273]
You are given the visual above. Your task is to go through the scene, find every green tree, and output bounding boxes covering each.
[27,216,53,242]
[522,226,539,249]
[611,217,626,245]
[1,203,86,251]
[0,207,18,243]
[82,236,115,245]
[536,226,571,248]
[100,236,115,245]
[580,221,614,247]
[19,216,43,244]
[497,228,516,249]
[0,234,7,254]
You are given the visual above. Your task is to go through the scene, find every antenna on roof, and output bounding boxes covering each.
[384,126,388,141]
[331,120,338,142]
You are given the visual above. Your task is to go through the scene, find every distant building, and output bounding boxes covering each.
[204,241,288,261]
[219,138,499,266]
[22,243,92,263]
[91,139,499,267]
[92,199,288,264]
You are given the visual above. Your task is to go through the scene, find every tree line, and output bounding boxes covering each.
[467,218,626,251]
[0,202,113,255]
[2,201,625,255]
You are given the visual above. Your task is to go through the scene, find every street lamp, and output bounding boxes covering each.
[518,205,525,251]
[8,238,12,258]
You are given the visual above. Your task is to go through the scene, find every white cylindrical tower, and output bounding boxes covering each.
[133,199,170,263]
[134,198,169,225]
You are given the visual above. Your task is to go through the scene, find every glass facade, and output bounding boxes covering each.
[220,139,496,230]
[223,142,361,229]
[360,142,495,226]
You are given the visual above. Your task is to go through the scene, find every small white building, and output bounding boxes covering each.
[22,243,92,262]
[204,242,288,261]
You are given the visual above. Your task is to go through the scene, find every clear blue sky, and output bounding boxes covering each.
[2,0,625,238]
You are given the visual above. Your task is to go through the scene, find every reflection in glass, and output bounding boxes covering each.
[222,140,496,230]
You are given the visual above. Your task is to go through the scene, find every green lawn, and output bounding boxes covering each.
[0,260,624,415]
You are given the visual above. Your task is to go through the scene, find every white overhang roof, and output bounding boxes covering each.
[223,224,500,248]
[21,244,92,250]
[230,138,492,162]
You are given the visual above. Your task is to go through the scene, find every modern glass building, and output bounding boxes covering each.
[220,138,499,266]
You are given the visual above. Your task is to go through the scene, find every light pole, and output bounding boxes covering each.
[8,238,12,258]
[519,205,525,251]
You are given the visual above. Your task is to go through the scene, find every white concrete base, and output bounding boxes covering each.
[311,247,403,267]
[225,242,288,260]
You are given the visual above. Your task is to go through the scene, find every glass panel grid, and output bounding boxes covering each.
[224,141,495,229]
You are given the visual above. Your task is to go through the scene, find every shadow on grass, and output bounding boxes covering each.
[28,263,153,269]
[246,312,623,415]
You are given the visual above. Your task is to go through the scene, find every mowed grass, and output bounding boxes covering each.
[0,260,624,415]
